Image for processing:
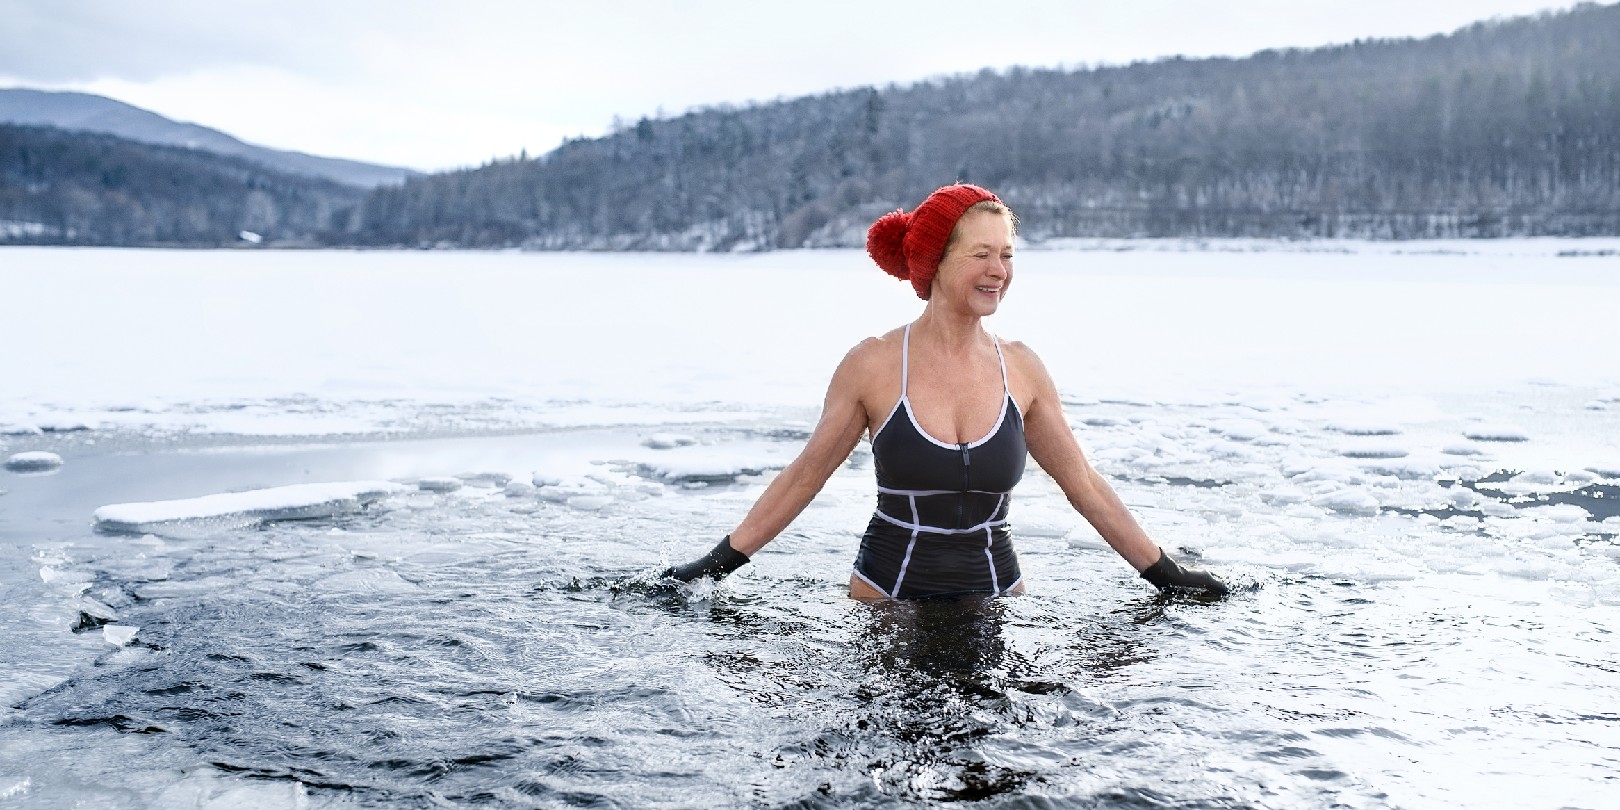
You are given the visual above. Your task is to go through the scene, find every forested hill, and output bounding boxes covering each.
[351,2,1620,249]
[0,124,362,246]
[0,88,415,189]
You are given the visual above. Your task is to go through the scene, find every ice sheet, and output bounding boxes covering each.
[92,481,406,534]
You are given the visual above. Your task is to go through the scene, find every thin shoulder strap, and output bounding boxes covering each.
[992,334,1010,396]
[900,323,912,399]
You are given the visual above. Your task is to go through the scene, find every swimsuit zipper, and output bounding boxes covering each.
[959,442,971,528]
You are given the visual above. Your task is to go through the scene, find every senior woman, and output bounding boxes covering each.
[665,183,1226,599]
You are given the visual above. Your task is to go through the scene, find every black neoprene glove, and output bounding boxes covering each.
[1140,548,1228,596]
[661,536,750,582]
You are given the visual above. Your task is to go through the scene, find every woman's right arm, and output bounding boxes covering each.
[727,341,874,554]
[662,341,876,580]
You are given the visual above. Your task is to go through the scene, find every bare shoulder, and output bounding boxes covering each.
[837,328,903,374]
[997,337,1055,380]
[823,330,900,401]
[995,336,1062,414]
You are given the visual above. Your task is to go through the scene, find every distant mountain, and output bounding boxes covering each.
[349,2,1620,248]
[1,123,363,246]
[0,88,414,189]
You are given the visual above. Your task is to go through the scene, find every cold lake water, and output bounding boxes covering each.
[2,243,1619,808]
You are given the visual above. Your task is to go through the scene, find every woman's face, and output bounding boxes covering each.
[931,210,1014,316]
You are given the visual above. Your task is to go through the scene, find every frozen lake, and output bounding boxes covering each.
[2,243,1619,808]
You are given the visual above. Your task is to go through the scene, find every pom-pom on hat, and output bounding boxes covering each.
[866,183,1001,299]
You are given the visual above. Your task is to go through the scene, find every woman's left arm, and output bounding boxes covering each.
[1013,343,1228,595]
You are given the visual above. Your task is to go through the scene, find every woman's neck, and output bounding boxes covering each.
[912,305,989,353]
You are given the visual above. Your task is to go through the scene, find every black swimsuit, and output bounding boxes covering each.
[854,324,1027,599]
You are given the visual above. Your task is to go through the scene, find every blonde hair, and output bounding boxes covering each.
[943,200,1018,255]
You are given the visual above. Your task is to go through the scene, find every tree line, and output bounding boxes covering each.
[0,124,361,246]
[350,2,1620,248]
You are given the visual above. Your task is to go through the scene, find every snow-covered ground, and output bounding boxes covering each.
[3,241,1618,438]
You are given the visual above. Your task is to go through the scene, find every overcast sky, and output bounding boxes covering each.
[0,0,1588,172]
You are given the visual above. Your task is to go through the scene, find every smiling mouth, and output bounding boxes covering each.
[976,286,1001,294]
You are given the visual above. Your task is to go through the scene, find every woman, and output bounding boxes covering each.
[665,184,1226,598]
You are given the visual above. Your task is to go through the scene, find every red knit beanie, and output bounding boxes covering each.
[866,183,1002,299]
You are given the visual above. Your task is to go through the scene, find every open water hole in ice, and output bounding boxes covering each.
[2,245,1619,807]
[3,406,1618,809]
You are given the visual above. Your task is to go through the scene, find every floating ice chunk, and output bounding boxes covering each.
[635,443,788,484]
[1480,469,1575,497]
[1210,419,1268,441]
[1260,486,1310,506]
[4,451,63,472]
[315,569,418,593]
[535,479,606,503]
[103,624,139,646]
[1587,401,1610,411]
[417,477,462,493]
[503,480,537,497]
[1521,504,1591,524]
[78,596,119,622]
[37,418,91,432]
[1293,467,1369,491]
[1312,489,1380,516]
[1012,504,1073,538]
[1326,421,1402,436]
[457,471,512,488]
[1358,458,1440,481]
[0,422,42,435]
[1587,462,1620,479]
[642,433,699,449]
[1379,484,1453,511]
[39,566,91,589]
[1064,523,1105,550]
[1462,424,1529,442]
[1441,443,1484,456]
[1277,456,1319,478]
[1497,561,1557,580]
[1339,444,1409,459]
[1445,487,1483,511]
[1226,462,1280,483]
[1439,515,1483,532]
[93,481,405,535]
[531,472,563,487]
[566,494,615,511]
[1077,416,1124,428]
[153,767,312,808]
[1355,568,1419,584]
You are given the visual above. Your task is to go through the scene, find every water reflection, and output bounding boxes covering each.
[695,592,1166,804]
[855,596,1010,687]
[847,597,1031,801]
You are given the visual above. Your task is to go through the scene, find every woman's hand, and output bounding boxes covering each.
[661,536,750,582]
[1140,549,1229,596]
